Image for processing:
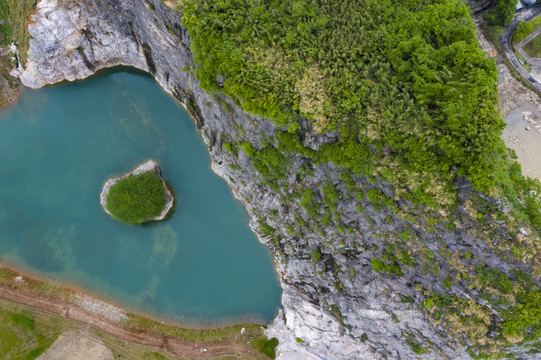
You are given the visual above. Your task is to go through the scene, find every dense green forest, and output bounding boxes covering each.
[183,0,540,224]
[183,0,504,191]
[182,0,541,356]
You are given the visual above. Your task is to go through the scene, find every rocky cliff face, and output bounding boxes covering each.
[19,1,540,359]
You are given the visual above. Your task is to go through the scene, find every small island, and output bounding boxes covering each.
[100,160,174,225]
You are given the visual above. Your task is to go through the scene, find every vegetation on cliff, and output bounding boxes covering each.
[182,0,541,228]
[0,0,36,65]
[105,172,167,225]
[183,0,541,357]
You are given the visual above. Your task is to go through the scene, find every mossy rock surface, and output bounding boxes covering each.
[100,160,174,225]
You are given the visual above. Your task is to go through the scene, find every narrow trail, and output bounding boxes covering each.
[0,74,13,103]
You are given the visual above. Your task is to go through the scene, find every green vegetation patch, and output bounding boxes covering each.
[254,336,279,358]
[105,172,167,225]
[183,0,505,192]
[522,34,541,59]
[0,306,59,360]
[1,0,36,65]
[484,0,516,26]
[0,0,13,46]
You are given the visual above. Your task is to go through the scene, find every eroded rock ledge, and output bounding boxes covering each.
[100,160,174,223]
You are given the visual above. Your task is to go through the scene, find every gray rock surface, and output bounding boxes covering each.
[19,1,540,359]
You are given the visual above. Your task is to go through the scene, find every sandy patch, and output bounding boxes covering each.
[37,331,114,360]
[503,102,541,181]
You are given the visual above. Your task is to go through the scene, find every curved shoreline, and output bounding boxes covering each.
[0,265,269,358]
[0,261,270,330]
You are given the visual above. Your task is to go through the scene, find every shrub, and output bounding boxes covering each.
[424,298,435,308]
[106,172,167,225]
[371,258,402,276]
[223,142,238,157]
[513,21,534,44]
[259,219,275,236]
[255,337,279,359]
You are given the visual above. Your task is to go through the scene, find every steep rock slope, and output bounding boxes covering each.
[19,1,541,359]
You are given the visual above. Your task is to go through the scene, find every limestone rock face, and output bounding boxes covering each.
[19,1,541,359]
[100,160,173,223]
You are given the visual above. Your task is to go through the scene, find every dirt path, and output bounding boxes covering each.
[0,282,258,359]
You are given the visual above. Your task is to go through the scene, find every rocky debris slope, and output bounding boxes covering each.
[20,1,541,359]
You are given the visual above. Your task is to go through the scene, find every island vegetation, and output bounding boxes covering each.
[105,172,167,225]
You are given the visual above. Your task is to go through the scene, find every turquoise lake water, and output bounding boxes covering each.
[0,69,281,326]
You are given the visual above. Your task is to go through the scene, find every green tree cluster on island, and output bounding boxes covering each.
[106,172,167,225]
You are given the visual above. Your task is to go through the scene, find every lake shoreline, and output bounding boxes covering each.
[0,265,272,358]
[0,263,270,331]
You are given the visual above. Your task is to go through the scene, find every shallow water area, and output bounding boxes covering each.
[503,101,541,182]
[0,69,281,326]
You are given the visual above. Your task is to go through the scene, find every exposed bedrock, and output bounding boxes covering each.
[19,1,539,359]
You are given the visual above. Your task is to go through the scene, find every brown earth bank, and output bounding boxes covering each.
[0,267,270,359]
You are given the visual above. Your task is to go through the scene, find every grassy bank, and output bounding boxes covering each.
[0,298,243,360]
[0,300,60,360]
[0,267,278,359]
[2,0,36,66]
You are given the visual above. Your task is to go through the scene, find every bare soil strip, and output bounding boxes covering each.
[0,277,262,359]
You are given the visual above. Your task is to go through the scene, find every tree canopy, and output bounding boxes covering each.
[485,0,517,26]
[183,0,505,191]
[105,172,167,225]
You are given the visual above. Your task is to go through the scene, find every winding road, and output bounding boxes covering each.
[501,4,541,92]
